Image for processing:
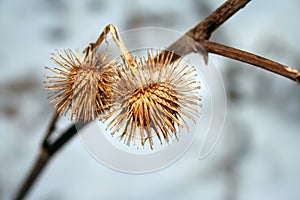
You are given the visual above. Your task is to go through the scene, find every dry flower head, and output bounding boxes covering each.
[45,50,117,123]
[45,24,126,123]
[105,49,202,149]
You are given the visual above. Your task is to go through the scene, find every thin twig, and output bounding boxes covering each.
[14,112,58,200]
[42,112,59,146]
[14,149,49,200]
[201,40,300,83]
[14,113,83,200]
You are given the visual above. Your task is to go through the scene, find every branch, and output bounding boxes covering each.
[201,40,300,83]
[14,113,83,200]
[167,0,251,58]
[166,0,300,84]
[14,149,48,200]
[187,0,251,41]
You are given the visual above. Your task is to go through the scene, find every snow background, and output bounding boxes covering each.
[1,0,300,199]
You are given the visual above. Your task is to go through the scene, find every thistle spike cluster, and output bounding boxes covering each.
[45,50,117,123]
[105,50,201,149]
[45,24,202,149]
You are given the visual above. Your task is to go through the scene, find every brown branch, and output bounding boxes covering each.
[201,40,300,83]
[42,112,59,145]
[14,149,49,200]
[187,0,251,41]
[166,0,300,84]
[14,113,83,200]
[167,0,251,58]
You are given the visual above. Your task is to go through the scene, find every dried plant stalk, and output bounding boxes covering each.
[105,50,202,149]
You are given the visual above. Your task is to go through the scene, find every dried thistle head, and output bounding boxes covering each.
[105,50,202,149]
[45,49,117,123]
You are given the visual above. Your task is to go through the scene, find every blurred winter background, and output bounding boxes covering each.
[1,0,300,199]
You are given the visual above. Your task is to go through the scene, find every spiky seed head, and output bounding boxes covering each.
[45,49,117,123]
[105,50,202,149]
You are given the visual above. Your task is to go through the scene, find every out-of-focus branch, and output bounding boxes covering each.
[14,114,83,200]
